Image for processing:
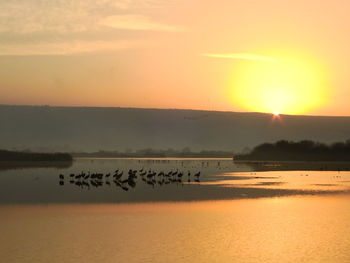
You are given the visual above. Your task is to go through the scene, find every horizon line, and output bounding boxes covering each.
[0,103,348,118]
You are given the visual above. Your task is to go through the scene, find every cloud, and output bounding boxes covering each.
[99,15,186,32]
[110,0,169,10]
[0,0,174,35]
[0,40,148,56]
[0,0,179,55]
[202,53,276,62]
[0,1,97,34]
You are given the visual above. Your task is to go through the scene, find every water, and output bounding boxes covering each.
[1,158,350,262]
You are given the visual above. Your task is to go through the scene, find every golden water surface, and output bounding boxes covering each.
[1,159,350,262]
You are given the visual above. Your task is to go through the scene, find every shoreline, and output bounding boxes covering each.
[0,160,73,170]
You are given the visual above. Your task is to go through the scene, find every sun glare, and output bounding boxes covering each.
[229,53,329,115]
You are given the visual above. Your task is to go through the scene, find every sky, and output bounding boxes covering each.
[1,0,350,116]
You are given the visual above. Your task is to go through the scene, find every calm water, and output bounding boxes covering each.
[1,158,350,262]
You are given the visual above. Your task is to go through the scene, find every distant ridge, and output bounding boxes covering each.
[0,104,349,152]
[2,104,349,118]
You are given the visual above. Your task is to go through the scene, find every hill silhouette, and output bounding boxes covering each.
[1,105,350,152]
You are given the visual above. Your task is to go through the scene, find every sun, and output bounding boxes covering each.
[229,53,329,115]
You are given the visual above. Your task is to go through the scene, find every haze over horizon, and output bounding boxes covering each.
[2,0,350,116]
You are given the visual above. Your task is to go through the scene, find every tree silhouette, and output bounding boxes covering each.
[236,140,350,161]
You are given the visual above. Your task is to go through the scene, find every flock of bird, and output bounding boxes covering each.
[58,168,202,191]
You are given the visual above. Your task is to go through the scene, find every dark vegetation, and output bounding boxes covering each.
[0,150,73,162]
[235,140,350,161]
[73,148,233,158]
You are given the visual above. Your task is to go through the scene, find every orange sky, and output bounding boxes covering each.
[1,0,350,116]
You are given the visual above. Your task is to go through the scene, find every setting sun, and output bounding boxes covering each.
[229,54,329,115]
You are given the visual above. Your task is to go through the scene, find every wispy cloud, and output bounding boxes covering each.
[0,0,177,55]
[202,53,276,62]
[0,0,175,35]
[99,15,186,32]
[0,40,148,56]
[110,0,170,11]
